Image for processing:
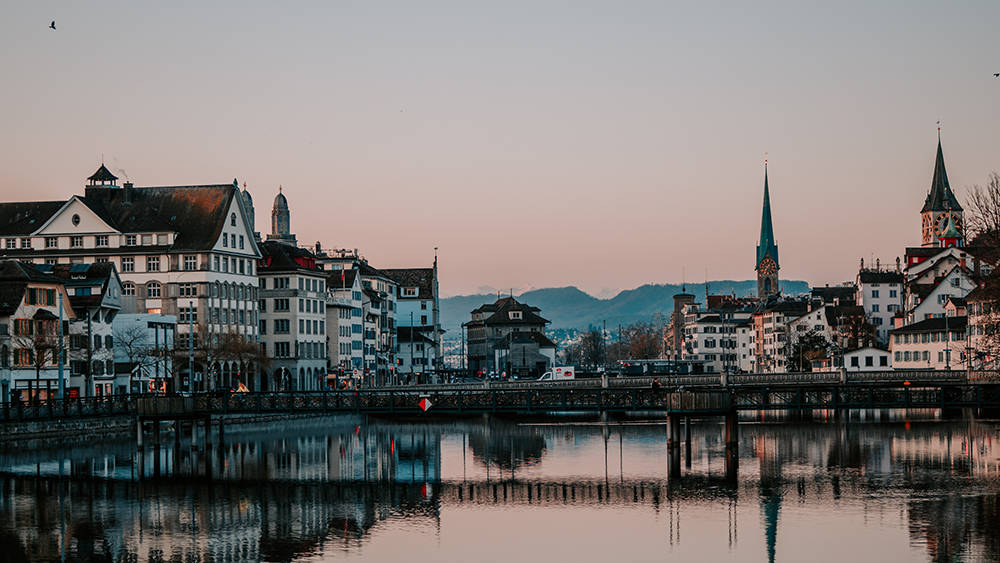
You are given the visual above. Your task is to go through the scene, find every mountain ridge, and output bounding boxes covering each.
[441,280,813,337]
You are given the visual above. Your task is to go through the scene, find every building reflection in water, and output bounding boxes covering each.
[0,414,997,562]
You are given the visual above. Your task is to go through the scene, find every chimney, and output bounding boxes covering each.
[123,182,133,205]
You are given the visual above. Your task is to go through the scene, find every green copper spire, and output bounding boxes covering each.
[756,165,779,267]
[921,135,963,214]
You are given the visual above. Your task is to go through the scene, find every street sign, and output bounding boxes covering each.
[419,398,433,411]
[353,369,359,377]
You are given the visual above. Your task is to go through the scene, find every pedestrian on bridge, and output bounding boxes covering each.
[651,379,661,393]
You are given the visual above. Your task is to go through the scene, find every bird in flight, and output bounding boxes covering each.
[995,73,999,77]
[49,21,56,30]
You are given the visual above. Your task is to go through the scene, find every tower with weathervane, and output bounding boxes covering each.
[756,164,780,298]
[920,133,964,248]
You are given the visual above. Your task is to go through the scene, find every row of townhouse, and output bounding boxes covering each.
[0,165,444,397]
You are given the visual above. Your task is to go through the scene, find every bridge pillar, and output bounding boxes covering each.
[668,447,682,479]
[667,415,681,451]
[725,443,738,482]
[136,420,144,448]
[724,411,739,449]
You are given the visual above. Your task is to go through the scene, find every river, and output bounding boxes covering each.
[0,412,998,562]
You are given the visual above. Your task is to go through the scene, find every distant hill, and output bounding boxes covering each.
[441,280,812,337]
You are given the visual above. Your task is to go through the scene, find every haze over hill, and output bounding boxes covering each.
[441,280,812,338]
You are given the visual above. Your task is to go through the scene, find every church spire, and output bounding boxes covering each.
[756,162,780,298]
[921,134,962,214]
[756,164,779,267]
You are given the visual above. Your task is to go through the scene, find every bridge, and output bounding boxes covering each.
[1,369,998,426]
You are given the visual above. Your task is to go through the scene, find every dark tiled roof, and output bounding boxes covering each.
[475,297,549,326]
[890,316,967,333]
[858,271,904,284]
[810,286,857,304]
[0,261,64,315]
[258,241,320,273]
[396,326,437,345]
[383,268,434,299]
[50,262,118,309]
[0,201,65,237]
[494,331,556,349]
[920,140,963,214]
[87,164,118,183]
[909,283,935,299]
[823,305,867,326]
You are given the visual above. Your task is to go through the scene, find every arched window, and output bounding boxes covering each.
[763,278,772,294]
[231,213,237,226]
[147,282,161,298]
[123,282,136,296]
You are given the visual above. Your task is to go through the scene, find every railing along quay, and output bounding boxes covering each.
[1,370,999,424]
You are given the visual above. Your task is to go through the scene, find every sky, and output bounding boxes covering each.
[2,1,999,298]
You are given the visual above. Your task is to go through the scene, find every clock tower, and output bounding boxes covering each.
[756,165,780,298]
[920,134,963,247]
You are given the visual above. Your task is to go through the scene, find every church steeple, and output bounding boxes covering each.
[267,186,297,245]
[921,132,964,247]
[756,164,780,298]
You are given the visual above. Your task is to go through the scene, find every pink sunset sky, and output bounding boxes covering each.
[2,1,999,297]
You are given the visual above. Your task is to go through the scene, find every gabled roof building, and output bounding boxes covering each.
[0,166,261,393]
[464,296,550,377]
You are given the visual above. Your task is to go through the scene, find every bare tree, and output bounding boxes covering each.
[114,323,152,394]
[965,171,1000,239]
[11,318,58,402]
[217,331,270,390]
[626,320,662,360]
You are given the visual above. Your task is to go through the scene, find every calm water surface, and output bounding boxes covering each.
[0,413,998,562]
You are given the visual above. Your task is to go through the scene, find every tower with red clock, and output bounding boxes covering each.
[920,135,964,248]
[756,164,780,298]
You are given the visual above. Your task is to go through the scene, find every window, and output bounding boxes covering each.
[45,237,58,249]
[872,305,879,313]
[403,287,417,297]
[259,319,267,334]
[142,235,152,245]
[184,255,197,271]
[70,236,83,248]
[231,213,237,227]
[157,234,167,245]
[214,256,220,271]
[126,235,137,246]
[239,235,244,249]
[95,235,108,247]
[105,335,113,349]
[239,259,245,274]
[123,282,136,296]
[222,234,228,247]
[275,277,290,289]
[300,319,306,333]
[421,315,427,325]
[179,283,196,297]
[147,256,160,272]
[94,334,102,350]
[179,307,197,323]
[274,319,290,333]
[231,234,236,248]
[274,342,290,357]
[865,356,874,367]
[889,290,897,298]
[146,282,161,298]
[259,299,266,313]
[274,299,290,312]
[871,290,879,298]
[299,299,304,312]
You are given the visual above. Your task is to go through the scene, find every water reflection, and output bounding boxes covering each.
[0,415,997,562]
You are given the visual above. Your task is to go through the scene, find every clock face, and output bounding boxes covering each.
[934,213,963,237]
[759,259,777,276]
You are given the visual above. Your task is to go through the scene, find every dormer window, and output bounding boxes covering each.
[403,288,417,297]
[510,311,522,320]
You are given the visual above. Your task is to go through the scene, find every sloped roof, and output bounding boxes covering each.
[0,201,65,237]
[396,326,437,345]
[87,164,118,183]
[0,261,64,315]
[921,138,963,214]
[890,316,967,333]
[83,184,242,252]
[908,283,936,300]
[494,330,556,349]
[823,305,867,326]
[383,268,434,299]
[258,240,320,273]
[50,262,117,309]
[472,296,549,326]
